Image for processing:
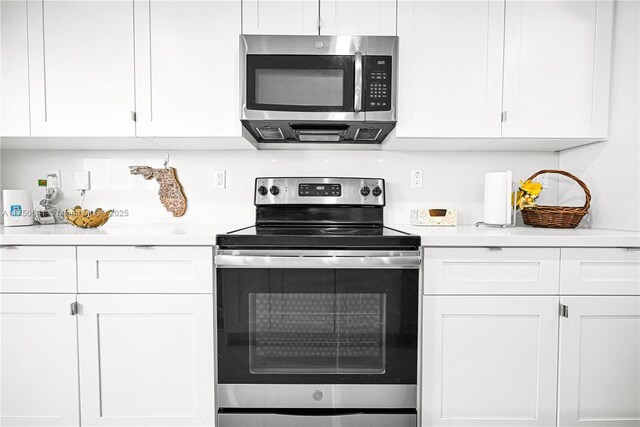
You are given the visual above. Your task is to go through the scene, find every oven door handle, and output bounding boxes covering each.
[215,253,420,269]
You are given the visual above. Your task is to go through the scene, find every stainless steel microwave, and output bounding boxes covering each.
[240,35,398,145]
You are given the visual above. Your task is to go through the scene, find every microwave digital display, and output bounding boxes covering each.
[298,184,342,197]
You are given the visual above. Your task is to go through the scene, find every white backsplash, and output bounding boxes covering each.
[0,149,559,226]
[558,0,640,232]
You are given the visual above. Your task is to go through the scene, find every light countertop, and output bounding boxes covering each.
[389,224,640,248]
[0,223,247,246]
[1,223,638,247]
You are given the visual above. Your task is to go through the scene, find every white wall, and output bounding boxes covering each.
[559,0,640,231]
[0,149,558,225]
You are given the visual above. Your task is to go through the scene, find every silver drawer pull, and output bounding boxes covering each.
[0,245,18,249]
[134,245,154,249]
[625,247,640,251]
[486,247,503,251]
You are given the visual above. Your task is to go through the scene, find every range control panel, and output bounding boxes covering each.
[255,177,385,206]
[364,56,392,111]
[299,183,342,197]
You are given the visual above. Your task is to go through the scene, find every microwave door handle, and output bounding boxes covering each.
[354,52,363,113]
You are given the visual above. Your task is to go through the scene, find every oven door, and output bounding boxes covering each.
[215,250,419,409]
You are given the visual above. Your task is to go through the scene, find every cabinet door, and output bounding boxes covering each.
[320,0,395,35]
[242,0,319,35]
[502,0,614,138]
[0,294,79,426]
[1,0,30,136]
[422,296,559,426]
[558,296,640,427]
[78,294,214,426]
[134,0,241,137]
[26,0,135,136]
[397,0,504,138]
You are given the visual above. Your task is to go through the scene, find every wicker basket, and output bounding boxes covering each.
[521,170,591,229]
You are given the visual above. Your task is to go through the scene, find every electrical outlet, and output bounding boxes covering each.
[213,170,226,189]
[538,173,549,188]
[411,170,423,188]
[47,170,61,189]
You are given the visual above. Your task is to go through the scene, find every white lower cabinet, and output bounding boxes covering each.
[558,296,640,427]
[0,294,80,427]
[422,296,560,427]
[77,294,214,426]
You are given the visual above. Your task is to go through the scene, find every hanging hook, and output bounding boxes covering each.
[163,153,170,169]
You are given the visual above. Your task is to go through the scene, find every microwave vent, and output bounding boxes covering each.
[354,128,383,141]
[256,127,285,140]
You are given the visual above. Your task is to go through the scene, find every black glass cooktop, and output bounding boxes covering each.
[216,225,420,249]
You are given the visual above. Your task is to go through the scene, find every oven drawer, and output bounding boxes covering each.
[423,247,560,295]
[78,246,213,293]
[218,411,416,427]
[0,245,76,293]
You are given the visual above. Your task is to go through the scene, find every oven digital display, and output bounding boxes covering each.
[298,183,341,197]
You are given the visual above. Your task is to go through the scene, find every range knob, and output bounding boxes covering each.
[372,186,383,197]
[270,185,280,196]
[360,186,371,196]
[257,185,268,196]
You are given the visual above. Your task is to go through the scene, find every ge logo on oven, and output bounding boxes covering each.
[312,390,324,401]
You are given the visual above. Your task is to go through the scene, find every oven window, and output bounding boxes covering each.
[249,292,386,374]
[256,69,344,107]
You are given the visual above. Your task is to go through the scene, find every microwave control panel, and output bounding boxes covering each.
[364,56,392,111]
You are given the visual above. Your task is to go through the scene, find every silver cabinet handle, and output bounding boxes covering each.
[0,245,18,249]
[216,252,420,269]
[354,52,362,113]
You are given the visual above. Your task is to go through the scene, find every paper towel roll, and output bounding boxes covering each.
[483,171,513,225]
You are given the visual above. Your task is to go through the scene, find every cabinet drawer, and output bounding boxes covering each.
[77,246,213,293]
[423,247,560,295]
[0,246,76,293]
[560,248,640,295]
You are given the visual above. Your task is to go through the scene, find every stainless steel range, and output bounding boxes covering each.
[215,177,420,427]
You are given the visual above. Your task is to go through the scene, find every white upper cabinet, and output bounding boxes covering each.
[134,0,241,137]
[397,0,504,138]
[558,296,640,426]
[319,0,396,35]
[502,0,614,138]
[242,0,319,35]
[26,0,135,137]
[1,0,31,136]
[243,0,395,36]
